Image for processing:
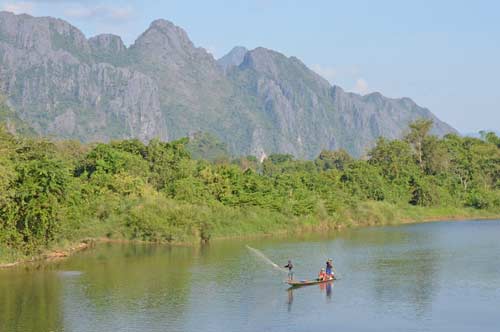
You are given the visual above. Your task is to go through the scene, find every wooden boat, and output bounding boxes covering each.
[287,277,335,287]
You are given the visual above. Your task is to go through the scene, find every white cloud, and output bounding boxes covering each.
[63,4,133,21]
[63,6,91,18]
[107,7,132,20]
[2,1,134,21]
[2,1,35,14]
[311,64,336,84]
[353,78,370,95]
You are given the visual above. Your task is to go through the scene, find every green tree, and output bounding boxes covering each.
[341,161,387,201]
[405,119,434,170]
[480,131,500,148]
[3,139,70,251]
[147,138,192,193]
[268,154,294,164]
[422,136,450,175]
[315,149,353,171]
[368,137,417,182]
[443,135,478,192]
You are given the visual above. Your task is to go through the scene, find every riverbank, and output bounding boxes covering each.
[2,203,499,269]
[0,241,92,268]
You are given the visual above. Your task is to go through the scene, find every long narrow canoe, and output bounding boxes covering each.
[287,277,335,287]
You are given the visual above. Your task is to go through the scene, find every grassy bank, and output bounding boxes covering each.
[2,201,499,267]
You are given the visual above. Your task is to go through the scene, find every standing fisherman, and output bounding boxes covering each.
[284,260,294,280]
[326,259,335,278]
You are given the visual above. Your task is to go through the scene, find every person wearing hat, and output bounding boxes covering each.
[318,267,326,281]
[326,259,334,278]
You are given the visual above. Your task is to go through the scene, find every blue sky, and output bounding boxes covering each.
[1,0,499,133]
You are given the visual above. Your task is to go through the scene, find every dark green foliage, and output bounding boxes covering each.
[422,136,450,175]
[268,154,294,164]
[186,132,230,161]
[369,138,417,181]
[315,149,353,171]
[1,137,70,251]
[76,143,149,179]
[341,161,387,201]
[110,139,148,158]
[146,138,192,193]
[409,176,442,206]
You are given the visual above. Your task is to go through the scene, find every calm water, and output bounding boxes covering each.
[1,220,500,332]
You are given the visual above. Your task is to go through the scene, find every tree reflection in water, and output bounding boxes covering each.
[286,280,335,312]
[0,266,64,332]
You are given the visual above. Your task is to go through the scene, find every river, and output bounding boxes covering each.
[1,219,500,331]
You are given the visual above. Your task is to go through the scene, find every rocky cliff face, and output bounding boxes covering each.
[227,47,340,157]
[226,48,456,157]
[127,20,243,141]
[89,33,127,64]
[0,11,456,158]
[217,46,248,73]
[0,11,167,142]
[329,86,455,154]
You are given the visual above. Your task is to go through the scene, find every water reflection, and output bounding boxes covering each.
[371,249,439,317]
[0,269,63,332]
[59,243,196,332]
[1,220,500,332]
[287,288,293,312]
[286,281,335,312]
[322,281,333,300]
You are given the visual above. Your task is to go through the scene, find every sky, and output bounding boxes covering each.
[1,0,499,133]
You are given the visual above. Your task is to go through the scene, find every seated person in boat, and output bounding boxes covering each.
[318,268,326,281]
[317,268,332,281]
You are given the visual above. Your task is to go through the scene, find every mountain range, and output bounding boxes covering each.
[0,11,456,158]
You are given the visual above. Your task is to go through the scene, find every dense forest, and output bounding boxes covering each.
[1,115,499,264]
